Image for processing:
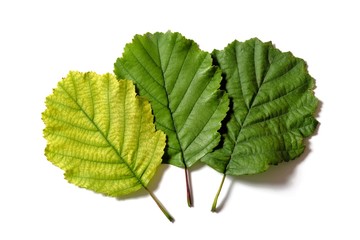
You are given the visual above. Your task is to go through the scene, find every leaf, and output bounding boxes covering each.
[114,31,229,206]
[42,71,173,222]
[201,38,319,211]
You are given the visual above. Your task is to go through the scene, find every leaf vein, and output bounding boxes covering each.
[172,52,208,116]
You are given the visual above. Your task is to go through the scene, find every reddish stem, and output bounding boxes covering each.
[185,167,193,207]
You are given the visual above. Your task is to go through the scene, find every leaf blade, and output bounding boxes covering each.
[114,31,229,169]
[42,71,166,196]
[202,38,319,176]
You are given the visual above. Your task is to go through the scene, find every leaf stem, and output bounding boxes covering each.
[211,174,226,212]
[185,167,193,207]
[144,187,175,223]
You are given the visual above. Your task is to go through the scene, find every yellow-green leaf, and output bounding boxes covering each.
[42,71,173,221]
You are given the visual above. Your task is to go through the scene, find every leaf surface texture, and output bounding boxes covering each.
[202,38,319,175]
[42,71,166,196]
[114,32,229,168]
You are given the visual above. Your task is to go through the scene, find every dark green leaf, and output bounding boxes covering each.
[201,38,319,211]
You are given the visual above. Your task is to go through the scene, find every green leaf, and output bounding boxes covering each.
[114,31,229,206]
[42,71,173,222]
[201,38,319,211]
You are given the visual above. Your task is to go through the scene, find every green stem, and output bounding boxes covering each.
[185,167,193,207]
[211,174,226,212]
[145,187,175,223]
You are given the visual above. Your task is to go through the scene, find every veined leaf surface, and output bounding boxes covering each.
[114,32,229,168]
[114,32,229,206]
[201,38,319,210]
[42,71,173,221]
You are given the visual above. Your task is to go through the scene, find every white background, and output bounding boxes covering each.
[1,0,359,239]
